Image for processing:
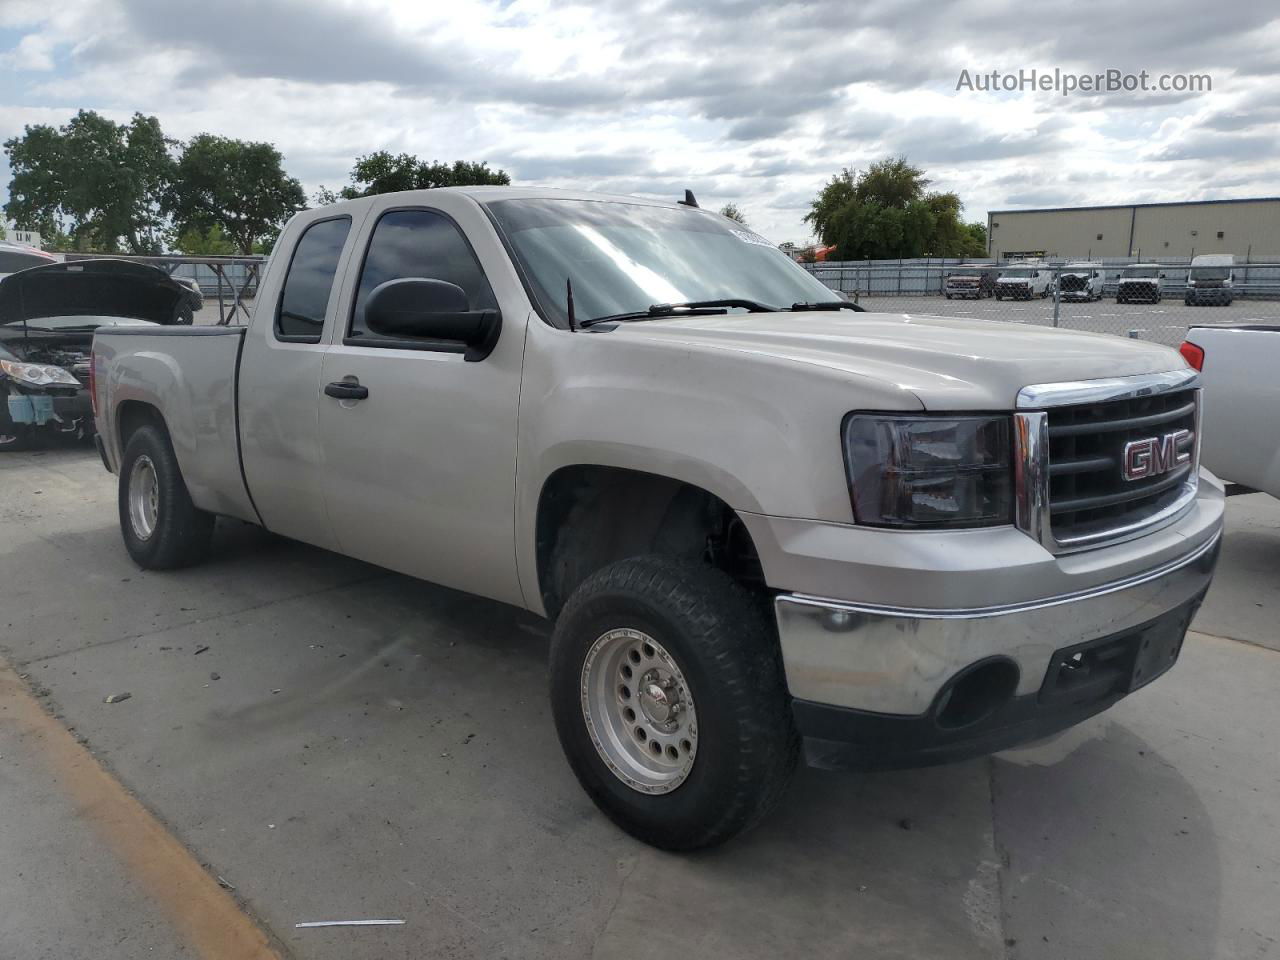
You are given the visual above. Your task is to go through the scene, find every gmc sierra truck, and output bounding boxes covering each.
[82,187,1223,850]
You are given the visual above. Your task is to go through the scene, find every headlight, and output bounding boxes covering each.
[842,414,1013,527]
[0,358,81,387]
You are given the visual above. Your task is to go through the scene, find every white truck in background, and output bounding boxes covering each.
[1181,325,1280,498]
[1117,264,1164,304]
[1185,254,1235,306]
[1057,261,1105,302]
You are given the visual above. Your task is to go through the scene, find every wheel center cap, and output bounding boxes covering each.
[639,681,674,724]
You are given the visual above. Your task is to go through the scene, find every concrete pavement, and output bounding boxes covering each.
[1,445,1278,959]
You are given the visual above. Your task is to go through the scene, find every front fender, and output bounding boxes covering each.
[513,320,922,611]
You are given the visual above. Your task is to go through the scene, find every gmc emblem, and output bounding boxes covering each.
[1122,429,1192,481]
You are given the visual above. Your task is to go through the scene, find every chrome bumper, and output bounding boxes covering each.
[773,530,1220,715]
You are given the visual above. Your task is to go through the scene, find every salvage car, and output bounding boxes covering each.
[0,259,193,450]
[86,188,1222,850]
[943,264,998,299]
[1057,261,1105,302]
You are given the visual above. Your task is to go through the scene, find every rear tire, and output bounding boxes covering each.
[549,555,798,850]
[118,424,214,569]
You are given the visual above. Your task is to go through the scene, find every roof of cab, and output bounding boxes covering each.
[309,185,688,217]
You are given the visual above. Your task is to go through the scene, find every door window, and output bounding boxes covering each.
[275,216,351,342]
[348,209,496,343]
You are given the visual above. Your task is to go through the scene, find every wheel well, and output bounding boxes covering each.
[535,465,765,618]
[116,400,167,449]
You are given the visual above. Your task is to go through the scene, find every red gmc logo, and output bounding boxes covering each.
[1122,429,1192,481]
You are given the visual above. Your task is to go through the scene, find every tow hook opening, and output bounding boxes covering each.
[933,658,1020,730]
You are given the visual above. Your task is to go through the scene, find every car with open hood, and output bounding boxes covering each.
[0,258,193,449]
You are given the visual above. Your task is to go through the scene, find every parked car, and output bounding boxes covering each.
[1117,263,1164,304]
[85,187,1222,850]
[994,263,1051,299]
[1181,325,1280,498]
[943,264,998,299]
[1057,261,1105,302]
[1185,254,1235,306]
[0,240,58,279]
[0,259,193,450]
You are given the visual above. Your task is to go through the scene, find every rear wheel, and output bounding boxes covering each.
[118,424,215,569]
[549,555,798,850]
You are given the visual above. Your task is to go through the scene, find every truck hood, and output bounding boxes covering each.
[0,259,191,327]
[610,310,1187,410]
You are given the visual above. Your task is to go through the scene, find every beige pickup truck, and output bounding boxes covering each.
[83,187,1222,849]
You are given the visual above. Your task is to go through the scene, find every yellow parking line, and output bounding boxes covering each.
[0,664,281,960]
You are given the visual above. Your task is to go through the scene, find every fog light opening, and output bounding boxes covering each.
[934,658,1019,731]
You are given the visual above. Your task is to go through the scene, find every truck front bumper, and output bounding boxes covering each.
[777,534,1217,769]
[745,477,1224,770]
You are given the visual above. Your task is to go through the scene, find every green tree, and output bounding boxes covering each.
[961,221,987,257]
[166,134,306,254]
[719,202,746,224]
[804,157,978,260]
[333,152,510,198]
[3,110,173,253]
[175,224,236,256]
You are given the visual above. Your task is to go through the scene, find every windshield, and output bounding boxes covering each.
[1001,268,1037,278]
[485,198,838,325]
[1122,268,1158,278]
[1191,268,1230,280]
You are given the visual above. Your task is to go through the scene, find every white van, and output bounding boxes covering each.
[1116,264,1163,304]
[1057,261,1105,302]
[1185,254,1234,306]
[994,262,1051,300]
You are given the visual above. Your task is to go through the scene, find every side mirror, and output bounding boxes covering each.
[364,278,501,361]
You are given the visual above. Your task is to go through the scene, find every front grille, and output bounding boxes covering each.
[1045,389,1198,543]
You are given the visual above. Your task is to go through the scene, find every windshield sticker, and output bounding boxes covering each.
[730,228,775,248]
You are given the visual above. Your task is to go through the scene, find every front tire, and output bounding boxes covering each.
[119,424,215,569]
[549,556,798,850]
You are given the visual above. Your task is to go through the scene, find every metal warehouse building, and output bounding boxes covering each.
[987,197,1280,260]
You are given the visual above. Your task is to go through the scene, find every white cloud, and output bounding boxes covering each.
[2,0,1279,243]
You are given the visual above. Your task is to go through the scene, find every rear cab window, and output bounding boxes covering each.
[275,216,352,342]
[347,209,496,346]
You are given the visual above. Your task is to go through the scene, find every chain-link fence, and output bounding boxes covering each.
[802,258,1280,346]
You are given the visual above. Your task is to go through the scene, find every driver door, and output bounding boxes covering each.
[316,201,525,607]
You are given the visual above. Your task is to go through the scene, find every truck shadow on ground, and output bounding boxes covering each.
[990,723,1220,959]
[183,559,1223,960]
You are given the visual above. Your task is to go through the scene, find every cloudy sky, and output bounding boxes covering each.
[2,0,1278,244]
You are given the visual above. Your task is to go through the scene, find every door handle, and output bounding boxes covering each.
[324,380,369,401]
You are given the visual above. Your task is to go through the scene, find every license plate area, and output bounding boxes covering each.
[1039,605,1193,707]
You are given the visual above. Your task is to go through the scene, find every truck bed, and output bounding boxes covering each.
[93,326,258,523]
